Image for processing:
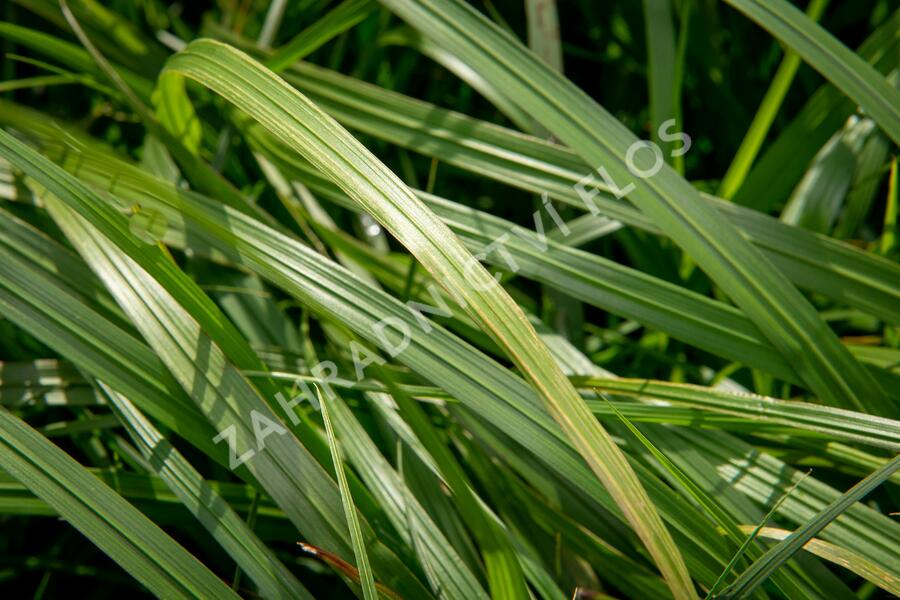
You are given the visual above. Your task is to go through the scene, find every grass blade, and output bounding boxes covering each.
[0,406,240,599]
[739,526,900,597]
[704,474,808,599]
[715,456,900,598]
[161,38,697,599]
[325,386,491,599]
[0,131,430,596]
[642,0,678,160]
[374,0,890,418]
[882,156,898,256]
[95,380,313,599]
[583,378,900,451]
[722,0,900,146]
[319,387,378,600]
[266,0,376,72]
[717,0,830,200]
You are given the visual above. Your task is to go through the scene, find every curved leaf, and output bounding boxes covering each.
[161,38,695,599]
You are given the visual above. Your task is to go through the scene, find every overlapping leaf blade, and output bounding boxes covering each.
[95,380,313,600]
[722,0,900,146]
[372,0,891,418]
[0,406,239,599]
[161,38,696,599]
[0,129,433,599]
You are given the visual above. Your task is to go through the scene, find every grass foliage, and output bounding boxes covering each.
[0,0,897,598]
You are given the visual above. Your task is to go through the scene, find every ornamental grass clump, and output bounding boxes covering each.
[0,0,897,598]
